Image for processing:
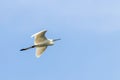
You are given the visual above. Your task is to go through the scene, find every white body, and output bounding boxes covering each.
[31,30,54,58]
[20,30,60,58]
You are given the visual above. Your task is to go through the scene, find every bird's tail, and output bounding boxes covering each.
[20,45,35,51]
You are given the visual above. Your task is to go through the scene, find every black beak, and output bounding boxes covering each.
[53,39,61,41]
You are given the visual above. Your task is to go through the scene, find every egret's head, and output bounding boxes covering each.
[48,39,61,45]
[53,39,61,42]
[49,39,61,42]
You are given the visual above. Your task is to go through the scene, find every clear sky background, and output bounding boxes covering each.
[1,0,120,80]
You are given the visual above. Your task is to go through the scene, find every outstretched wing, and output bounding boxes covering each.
[36,46,47,58]
[31,30,47,45]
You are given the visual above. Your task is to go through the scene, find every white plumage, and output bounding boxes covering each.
[20,30,60,58]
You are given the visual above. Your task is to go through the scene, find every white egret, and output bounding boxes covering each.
[20,30,60,58]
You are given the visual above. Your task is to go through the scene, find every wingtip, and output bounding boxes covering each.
[31,29,47,38]
[36,55,41,58]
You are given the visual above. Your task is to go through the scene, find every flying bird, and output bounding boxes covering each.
[20,30,60,58]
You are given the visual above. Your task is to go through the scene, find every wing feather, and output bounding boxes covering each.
[36,46,47,58]
[31,30,47,45]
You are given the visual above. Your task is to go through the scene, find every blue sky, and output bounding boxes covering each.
[1,0,120,80]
